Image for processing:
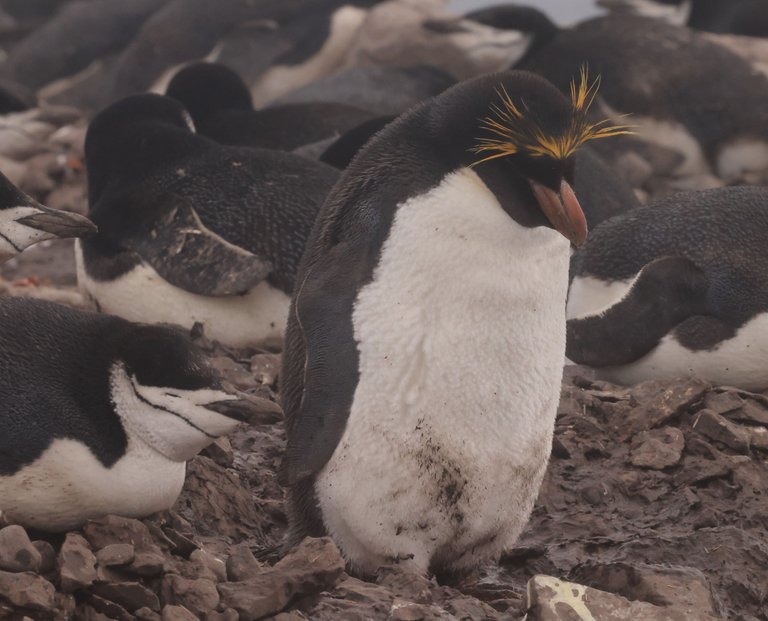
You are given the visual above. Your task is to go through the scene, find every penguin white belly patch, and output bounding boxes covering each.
[250,5,367,106]
[0,437,185,532]
[628,114,709,177]
[314,169,569,574]
[716,140,768,181]
[75,242,290,346]
[566,275,635,320]
[598,313,768,390]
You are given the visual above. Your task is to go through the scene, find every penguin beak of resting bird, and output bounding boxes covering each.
[529,179,588,247]
[203,392,284,425]
[16,204,98,239]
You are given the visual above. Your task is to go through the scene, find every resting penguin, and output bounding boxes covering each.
[567,186,768,390]
[279,69,626,575]
[165,62,377,152]
[0,169,96,261]
[77,94,339,347]
[599,0,768,37]
[0,297,266,531]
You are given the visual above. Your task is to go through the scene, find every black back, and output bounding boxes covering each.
[274,65,457,116]
[0,298,220,475]
[572,185,768,324]
[82,94,339,294]
[280,70,589,540]
[573,146,639,228]
[166,62,378,151]
[519,15,768,162]
[688,0,768,37]
[318,116,394,169]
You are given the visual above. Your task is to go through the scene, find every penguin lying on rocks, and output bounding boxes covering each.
[279,69,626,575]
[77,93,339,347]
[568,186,768,390]
[0,296,271,531]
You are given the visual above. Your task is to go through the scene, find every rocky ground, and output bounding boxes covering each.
[1,256,767,619]
[0,10,767,618]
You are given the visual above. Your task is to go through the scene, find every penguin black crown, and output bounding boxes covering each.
[280,68,627,576]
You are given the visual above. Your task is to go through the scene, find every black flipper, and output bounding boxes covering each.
[122,195,272,296]
[278,243,362,485]
[567,256,712,367]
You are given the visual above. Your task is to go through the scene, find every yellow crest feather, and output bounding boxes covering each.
[472,66,632,165]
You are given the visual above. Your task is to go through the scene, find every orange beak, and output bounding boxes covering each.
[529,179,588,247]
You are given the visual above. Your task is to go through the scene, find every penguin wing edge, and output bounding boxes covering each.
[125,197,272,296]
[278,247,362,486]
[567,256,711,367]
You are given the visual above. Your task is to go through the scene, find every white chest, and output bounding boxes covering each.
[251,6,367,106]
[314,168,570,574]
[75,241,290,347]
[0,437,185,532]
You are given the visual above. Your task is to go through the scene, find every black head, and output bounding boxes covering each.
[85,94,200,205]
[463,3,559,60]
[166,62,253,127]
[116,323,221,391]
[426,69,629,245]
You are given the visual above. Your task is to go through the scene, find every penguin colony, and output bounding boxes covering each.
[0,0,767,583]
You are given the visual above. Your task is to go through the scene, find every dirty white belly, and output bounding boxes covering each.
[75,241,290,347]
[0,437,184,532]
[314,168,569,574]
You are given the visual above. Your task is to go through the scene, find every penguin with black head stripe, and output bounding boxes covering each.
[0,297,269,532]
[279,69,627,576]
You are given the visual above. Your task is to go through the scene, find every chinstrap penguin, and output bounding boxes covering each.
[165,62,377,152]
[0,168,96,261]
[568,186,768,390]
[0,297,269,532]
[77,93,339,347]
[280,69,626,575]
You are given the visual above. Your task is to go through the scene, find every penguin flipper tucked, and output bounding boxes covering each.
[567,256,712,367]
[279,244,361,486]
[124,196,272,297]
